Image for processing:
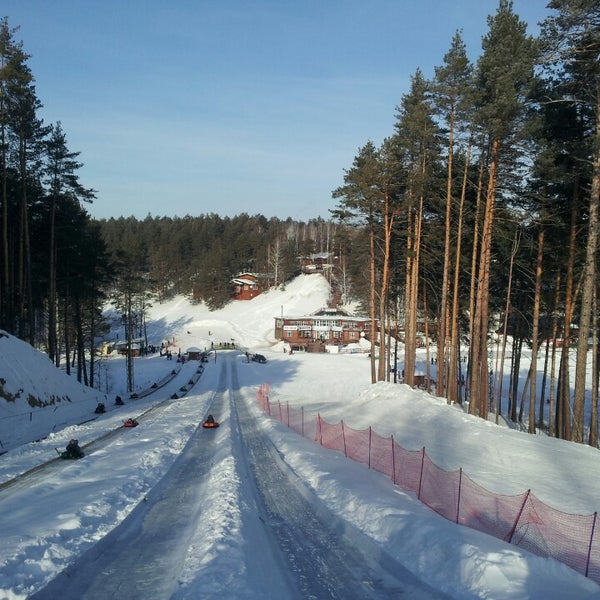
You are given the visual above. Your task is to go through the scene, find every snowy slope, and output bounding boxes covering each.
[0,274,599,599]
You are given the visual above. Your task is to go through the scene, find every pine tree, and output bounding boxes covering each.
[540,0,600,443]
[468,0,537,419]
[44,121,95,363]
[431,31,474,401]
[393,69,442,388]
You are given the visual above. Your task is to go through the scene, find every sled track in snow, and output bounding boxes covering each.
[30,354,449,599]
[0,362,205,496]
[229,358,448,600]
[29,363,231,600]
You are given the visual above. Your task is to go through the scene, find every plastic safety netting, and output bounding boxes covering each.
[255,384,600,584]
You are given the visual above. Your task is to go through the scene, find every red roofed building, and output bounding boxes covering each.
[231,273,271,300]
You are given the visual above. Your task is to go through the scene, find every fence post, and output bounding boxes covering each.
[286,402,290,427]
[368,427,372,469]
[391,435,396,484]
[456,468,463,524]
[506,489,531,544]
[417,447,426,501]
[586,512,598,577]
[341,420,347,457]
[317,414,323,446]
[301,406,304,437]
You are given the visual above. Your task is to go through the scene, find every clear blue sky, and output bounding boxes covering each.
[4,1,548,222]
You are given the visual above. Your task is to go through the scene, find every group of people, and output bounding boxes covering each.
[64,439,84,459]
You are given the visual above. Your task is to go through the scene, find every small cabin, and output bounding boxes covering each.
[186,346,202,360]
[231,272,272,300]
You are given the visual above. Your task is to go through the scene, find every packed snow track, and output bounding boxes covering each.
[30,353,448,599]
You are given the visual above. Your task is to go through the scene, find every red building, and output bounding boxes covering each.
[274,307,374,352]
[231,273,271,300]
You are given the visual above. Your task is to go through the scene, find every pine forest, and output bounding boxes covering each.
[0,1,599,446]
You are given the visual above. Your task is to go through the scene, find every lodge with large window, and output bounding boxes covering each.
[274,308,373,352]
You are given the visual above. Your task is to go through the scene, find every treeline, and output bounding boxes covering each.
[2,1,600,446]
[0,16,366,393]
[96,214,356,309]
[331,0,600,446]
[0,17,111,387]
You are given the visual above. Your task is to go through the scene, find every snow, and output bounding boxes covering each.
[0,274,599,599]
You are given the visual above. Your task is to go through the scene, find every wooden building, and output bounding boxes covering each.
[231,273,271,300]
[298,252,334,274]
[274,307,373,352]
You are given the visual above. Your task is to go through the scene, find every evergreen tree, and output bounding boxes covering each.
[468,0,537,419]
[431,31,474,401]
[393,69,442,388]
[44,121,95,363]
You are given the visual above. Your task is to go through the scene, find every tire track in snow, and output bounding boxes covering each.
[29,364,230,600]
[230,356,451,599]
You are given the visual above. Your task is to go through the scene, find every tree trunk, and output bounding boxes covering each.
[589,285,598,448]
[548,273,561,437]
[557,184,580,439]
[448,141,471,404]
[529,225,544,434]
[48,195,57,363]
[496,229,519,421]
[573,101,600,442]
[467,151,486,410]
[471,138,499,419]
[369,222,377,384]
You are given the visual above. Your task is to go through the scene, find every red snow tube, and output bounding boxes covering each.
[123,419,139,427]
[202,415,219,428]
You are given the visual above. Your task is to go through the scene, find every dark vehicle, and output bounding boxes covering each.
[252,353,267,364]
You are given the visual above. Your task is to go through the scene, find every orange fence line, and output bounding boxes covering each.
[255,384,600,584]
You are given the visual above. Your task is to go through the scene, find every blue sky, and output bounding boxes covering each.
[4,1,549,222]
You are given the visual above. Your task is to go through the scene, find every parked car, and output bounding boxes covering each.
[252,353,267,364]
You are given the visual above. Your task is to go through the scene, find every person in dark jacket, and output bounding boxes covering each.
[65,439,84,459]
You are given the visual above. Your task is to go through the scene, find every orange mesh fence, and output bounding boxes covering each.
[419,453,460,522]
[317,416,345,453]
[342,424,371,466]
[255,385,600,584]
[286,404,305,436]
[392,444,423,494]
[369,430,394,479]
[457,472,527,541]
[586,517,600,582]
[511,493,596,576]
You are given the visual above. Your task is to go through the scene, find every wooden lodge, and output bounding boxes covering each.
[274,307,373,352]
[231,272,271,300]
[298,252,334,274]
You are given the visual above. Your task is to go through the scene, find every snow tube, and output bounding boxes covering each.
[123,419,139,428]
[56,449,84,459]
[202,420,219,428]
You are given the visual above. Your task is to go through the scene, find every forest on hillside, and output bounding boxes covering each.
[0,1,599,447]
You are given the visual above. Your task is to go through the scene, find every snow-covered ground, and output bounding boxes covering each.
[1,274,600,599]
